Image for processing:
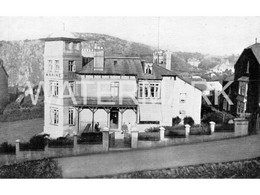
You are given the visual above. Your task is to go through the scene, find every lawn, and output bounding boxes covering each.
[0,118,43,144]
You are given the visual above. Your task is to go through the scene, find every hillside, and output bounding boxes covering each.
[0,32,238,87]
[0,32,154,87]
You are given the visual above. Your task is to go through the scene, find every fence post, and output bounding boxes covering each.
[15,139,20,155]
[131,127,138,149]
[44,138,49,152]
[184,124,191,137]
[73,134,78,148]
[159,127,165,141]
[209,121,216,134]
[102,127,109,152]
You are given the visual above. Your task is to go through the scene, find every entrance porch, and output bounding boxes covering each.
[75,104,138,134]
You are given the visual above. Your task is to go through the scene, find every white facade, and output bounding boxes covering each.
[43,35,202,138]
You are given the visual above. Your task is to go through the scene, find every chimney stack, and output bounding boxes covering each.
[94,44,104,71]
[165,51,172,70]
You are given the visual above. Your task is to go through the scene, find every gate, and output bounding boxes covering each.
[109,132,131,149]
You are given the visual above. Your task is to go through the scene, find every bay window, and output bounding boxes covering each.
[138,82,160,98]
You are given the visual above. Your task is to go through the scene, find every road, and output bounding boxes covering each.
[57,134,260,178]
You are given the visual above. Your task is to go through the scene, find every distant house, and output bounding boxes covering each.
[0,59,9,112]
[187,58,200,67]
[41,32,202,138]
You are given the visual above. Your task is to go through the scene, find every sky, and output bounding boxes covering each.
[1,16,260,56]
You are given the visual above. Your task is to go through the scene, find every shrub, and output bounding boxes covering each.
[215,124,234,132]
[3,102,20,114]
[184,116,195,126]
[145,126,160,133]
[138,132,160,141]
[20,134,47,151]
[0,142,16,154]
[202,111,234,124]
[78,132,103,144]
[48,137,73,148]
[172,116,181,126]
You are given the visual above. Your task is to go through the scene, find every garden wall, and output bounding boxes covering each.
[0,143,104,167]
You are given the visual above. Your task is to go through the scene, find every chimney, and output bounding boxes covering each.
[94,45,105,71]
[165,51,172,70]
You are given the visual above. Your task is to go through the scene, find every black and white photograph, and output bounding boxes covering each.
[0,2,260,189]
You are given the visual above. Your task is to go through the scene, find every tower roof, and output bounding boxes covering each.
[40,31,85,42]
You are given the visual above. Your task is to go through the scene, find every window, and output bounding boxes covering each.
[48,60,53,72]
[180,93,187,103]
[114,60,117,66]
[155,84,160,98]
[50,107,59,125]
[76,43,80,50]
[50,81,59,96]
[55,60,60,72]
[223,99,227,110]
[69,81,75,94]
[69,108,75,125]
[65,42,70,50]
[110,82,119,97]
[150,84,155,97]
[138,82,160,98]
[145,65,152,74]
[69,42,73,50]
[144,84,149,97]
[237,101,245,114]
[68,60,76,72]
[238,82,247,96]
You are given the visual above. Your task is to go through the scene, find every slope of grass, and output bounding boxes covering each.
[0,158,62,178]
[97,157,260,178]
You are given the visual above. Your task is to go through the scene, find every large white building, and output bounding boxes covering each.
[42,32,202,138]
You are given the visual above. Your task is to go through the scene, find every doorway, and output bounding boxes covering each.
[110,108,119,129]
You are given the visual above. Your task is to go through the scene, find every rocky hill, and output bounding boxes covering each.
[0,32,238,87]
[0,32,155,87]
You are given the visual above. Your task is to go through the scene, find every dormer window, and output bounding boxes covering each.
[68,60,76,72]
[144,63,153,74]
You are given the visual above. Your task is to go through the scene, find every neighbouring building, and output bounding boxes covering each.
[187,58,200,68]
[153,50,172,70]
[232,42,260,117]
[42,32,202,138]
[0,59,9,112]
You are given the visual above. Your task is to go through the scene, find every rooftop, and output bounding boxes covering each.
[77,57,177,80]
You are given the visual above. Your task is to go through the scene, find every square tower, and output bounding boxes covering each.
[41,32,84,138]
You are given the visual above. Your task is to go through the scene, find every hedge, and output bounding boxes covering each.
[20,135,47,151]
[138,132,160,141]
[0,106,44,122]
[0,142,16,154]
[48,137,73,148]
[78,132,103,144]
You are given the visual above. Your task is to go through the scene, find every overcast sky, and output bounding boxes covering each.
[1,16,260,56]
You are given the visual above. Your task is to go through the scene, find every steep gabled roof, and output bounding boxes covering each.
[246,43,260,64]
[77,57,177,79]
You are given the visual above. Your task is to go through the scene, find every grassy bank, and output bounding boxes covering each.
[97,157,260,178]
[0,158,62,178]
